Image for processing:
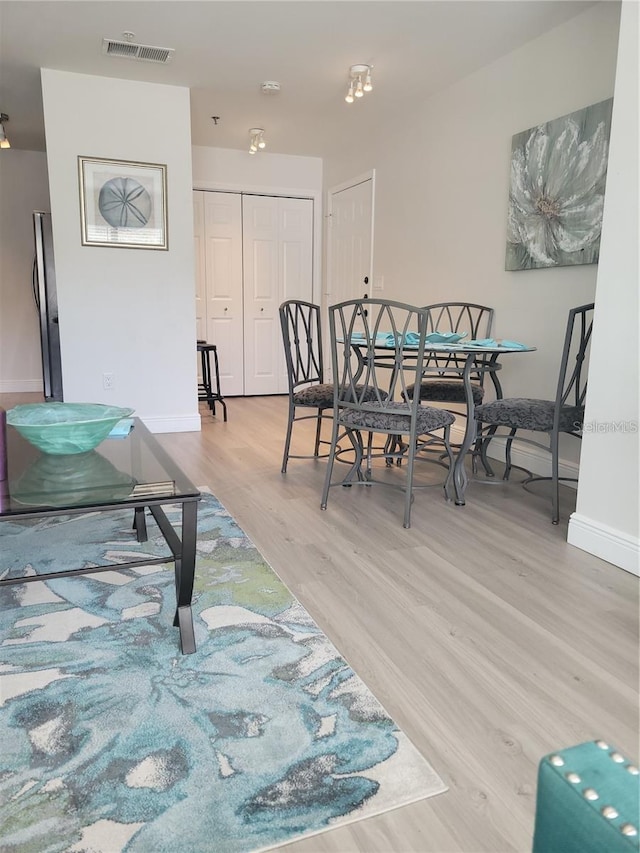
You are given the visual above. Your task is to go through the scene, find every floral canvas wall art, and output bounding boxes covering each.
[505,98,613,271]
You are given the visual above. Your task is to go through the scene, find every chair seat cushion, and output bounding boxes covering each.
[475,398,584,432]
[405,380,485,404]
[293,383,335,407]
[294,384,385,408]
[341,401,455,434]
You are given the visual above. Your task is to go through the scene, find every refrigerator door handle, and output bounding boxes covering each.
[32,256,40,310]
[34,213,53,399]
[33,210,63,401]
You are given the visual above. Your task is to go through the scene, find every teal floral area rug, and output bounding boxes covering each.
[0,492,447,852]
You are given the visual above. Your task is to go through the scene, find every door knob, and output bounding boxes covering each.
[364,276,369,284]
[260,307,264,312]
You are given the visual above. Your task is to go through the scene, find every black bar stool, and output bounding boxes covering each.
[197,340,227,421]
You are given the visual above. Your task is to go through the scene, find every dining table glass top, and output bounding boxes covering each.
[345,331,535,352]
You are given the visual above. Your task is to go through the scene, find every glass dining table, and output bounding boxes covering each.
[344,335,536,505]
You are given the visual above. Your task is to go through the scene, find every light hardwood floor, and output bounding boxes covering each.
[4,394,638,852]
[157,396,639,853]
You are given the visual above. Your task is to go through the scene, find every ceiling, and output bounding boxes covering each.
[0,1,597,158]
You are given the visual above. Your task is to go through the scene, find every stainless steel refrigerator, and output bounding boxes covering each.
[33,211,63,401]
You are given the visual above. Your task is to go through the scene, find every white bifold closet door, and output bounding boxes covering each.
[194,191,313,396]
[242,195,313,396]
[201,191,245,396]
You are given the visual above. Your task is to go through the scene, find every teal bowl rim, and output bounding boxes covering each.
[7,403,134,428]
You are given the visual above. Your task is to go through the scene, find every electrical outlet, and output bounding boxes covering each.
[103,372,115,390]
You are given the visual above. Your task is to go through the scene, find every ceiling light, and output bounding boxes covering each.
[0,113,10,149]
[248,128,266,154]
[345,65,373,104]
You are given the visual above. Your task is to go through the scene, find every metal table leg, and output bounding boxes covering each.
[453,352,500,505]
[133,507,148,542]
[175,499,197,654]
[149,499,198,654]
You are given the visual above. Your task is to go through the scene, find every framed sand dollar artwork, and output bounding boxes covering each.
[78,156,168,249]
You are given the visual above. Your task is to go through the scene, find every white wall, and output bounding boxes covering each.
[41,70,198,432]
[192,146,322,195]
[568,1,639,575]
[323,2,621,476]
[0,150,50,391]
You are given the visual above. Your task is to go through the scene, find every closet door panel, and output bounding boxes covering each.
[251,240,278,301]
[243,195,282,396]
[203,191,244,396]
[278,198,313,391]
[251,316,279,385]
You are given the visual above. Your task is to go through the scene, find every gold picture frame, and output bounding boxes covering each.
[78,156,168,250]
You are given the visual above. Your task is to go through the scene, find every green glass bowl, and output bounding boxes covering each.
[6,403,135,455]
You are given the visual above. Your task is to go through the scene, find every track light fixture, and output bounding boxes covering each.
[345,65,373,104]
[0,113,10,149]
[248,127,266,154]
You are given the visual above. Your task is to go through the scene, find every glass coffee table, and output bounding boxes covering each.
[0,417,201,654]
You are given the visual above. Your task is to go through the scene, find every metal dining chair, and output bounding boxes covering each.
[320,298,455,528]
[475,303,594,524]
[279,300,334,473]
[404,302,495,408]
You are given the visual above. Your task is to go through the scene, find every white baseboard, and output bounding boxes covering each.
[451,423,579,486]
[567,514,640,576]
[0,379,43,393]
[142,414,201,434]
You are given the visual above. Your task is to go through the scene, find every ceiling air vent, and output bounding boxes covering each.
[102,38,174,64]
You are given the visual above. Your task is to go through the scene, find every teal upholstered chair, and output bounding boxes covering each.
[533,740,639,853]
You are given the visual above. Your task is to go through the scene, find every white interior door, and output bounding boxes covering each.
[202,191,244,396]
[243,195,313,395]
[328,176,373,307]
[326,174,374,376]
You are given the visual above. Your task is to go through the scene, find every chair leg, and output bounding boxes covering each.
[551,428,560,525]
[365,432,375,481]
[320,418,341,510]
[403,431,420,529]
[479,425,498,477]
[345,429,365,483]
[504,428,517,480]
[281,401,296,474]
[442,426,455,502]
[313,408,323,456]
[212,346,228,422]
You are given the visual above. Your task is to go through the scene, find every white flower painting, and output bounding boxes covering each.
[505,99,613,271]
